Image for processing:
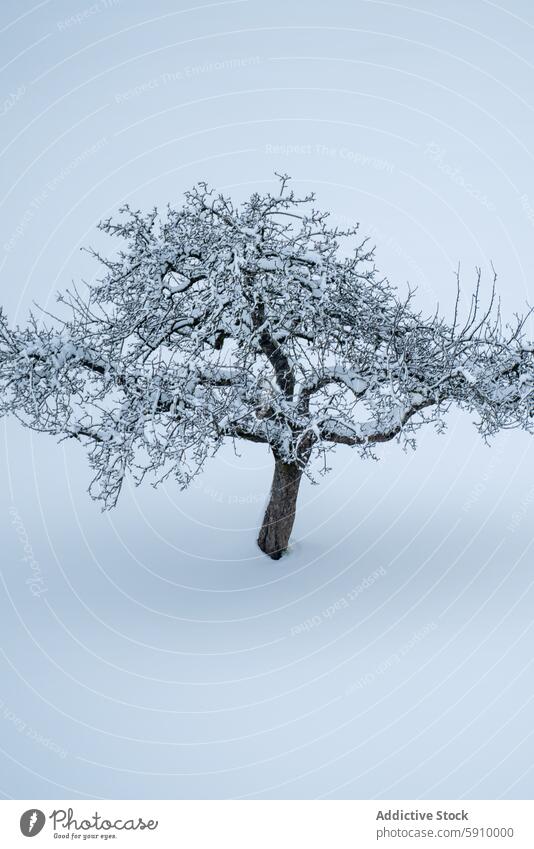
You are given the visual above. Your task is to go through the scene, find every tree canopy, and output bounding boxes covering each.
[1,176,533,557]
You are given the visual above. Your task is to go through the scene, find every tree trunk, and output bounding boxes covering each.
[258,457,304,560]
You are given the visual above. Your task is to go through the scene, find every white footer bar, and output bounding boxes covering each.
[1,800,533,848]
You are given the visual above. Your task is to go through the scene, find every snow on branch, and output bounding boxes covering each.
[1,176,533,505]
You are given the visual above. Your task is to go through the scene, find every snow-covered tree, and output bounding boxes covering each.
[1,176,533,558]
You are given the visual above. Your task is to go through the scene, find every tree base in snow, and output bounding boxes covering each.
[257,458,303,559]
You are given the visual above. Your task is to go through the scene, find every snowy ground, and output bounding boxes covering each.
[1,411,533,799]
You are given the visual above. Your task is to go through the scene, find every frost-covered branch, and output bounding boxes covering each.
[1,177,533,513]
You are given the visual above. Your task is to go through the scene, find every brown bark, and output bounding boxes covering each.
[257,457,304,560]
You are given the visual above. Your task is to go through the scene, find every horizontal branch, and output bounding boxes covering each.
[321,399,435,446]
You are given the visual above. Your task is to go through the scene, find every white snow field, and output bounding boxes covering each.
[1,409,533,798]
